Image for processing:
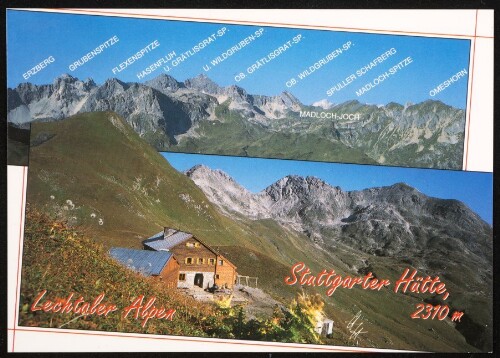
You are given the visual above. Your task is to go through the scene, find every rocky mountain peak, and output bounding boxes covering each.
[186,164,236,185]
[103,77,128,89]
[224,85,249,102]
[185,164,270,219]
[342,99,362,107]
[145,74,183,93]
[185,164,214,177]
[388,182,417,191]
[53,73,78,84]
[184,73,222,94]
[51,74,98,94]
[83,77,97,88]
[305,175,331,188]
[385,102,404,110]
[350,182,422,205]
[263,174,337,203]
[383,102,404,116]
[52,74,83,93]
[274,174,329,188]
[404,101,414,110]
[279,91,301,107]
[413,99,453,112]
[184,164,207,176]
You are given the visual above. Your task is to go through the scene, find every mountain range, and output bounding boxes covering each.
[186,164,491,273]
[8,73,465,169]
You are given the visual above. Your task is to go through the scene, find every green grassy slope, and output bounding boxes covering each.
[28,111,261,250]
[172,102,377,165]
[25,111,478,352]
[20,207,214,336]
[27,112,344,274]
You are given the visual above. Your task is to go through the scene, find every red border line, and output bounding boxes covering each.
[6,7,485,354]
[464,9,479,170]
[6,327,411,353]
[37,8,494,39]
[12,166,27,352]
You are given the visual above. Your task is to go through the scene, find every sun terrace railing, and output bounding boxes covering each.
[236,275,258,288]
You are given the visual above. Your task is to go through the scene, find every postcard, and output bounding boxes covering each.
[6,8,494,353]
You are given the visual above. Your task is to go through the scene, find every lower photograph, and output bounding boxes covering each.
[20,112,492,352]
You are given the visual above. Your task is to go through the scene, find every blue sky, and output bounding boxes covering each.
[7,10,470,108]
[163,153,492,225]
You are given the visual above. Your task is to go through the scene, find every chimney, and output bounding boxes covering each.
[163,227,177,238]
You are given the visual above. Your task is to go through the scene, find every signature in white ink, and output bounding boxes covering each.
[347,310,367,345]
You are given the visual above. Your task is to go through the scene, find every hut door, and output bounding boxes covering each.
[194,273,204,288]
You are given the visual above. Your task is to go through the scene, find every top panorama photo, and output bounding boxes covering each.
[7,10,470,169]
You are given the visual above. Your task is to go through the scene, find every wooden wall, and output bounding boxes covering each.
[158,257,180,289]
[215,255,237,289]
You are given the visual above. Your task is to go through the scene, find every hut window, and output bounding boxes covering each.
[194,242,200,248]
[215,274,220,279]
[185,257,193,264]
[218,260,224,265]
[197,258,205,264]
[186,242,194,248]
[179,273,186,281]
[208,258,216,265]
